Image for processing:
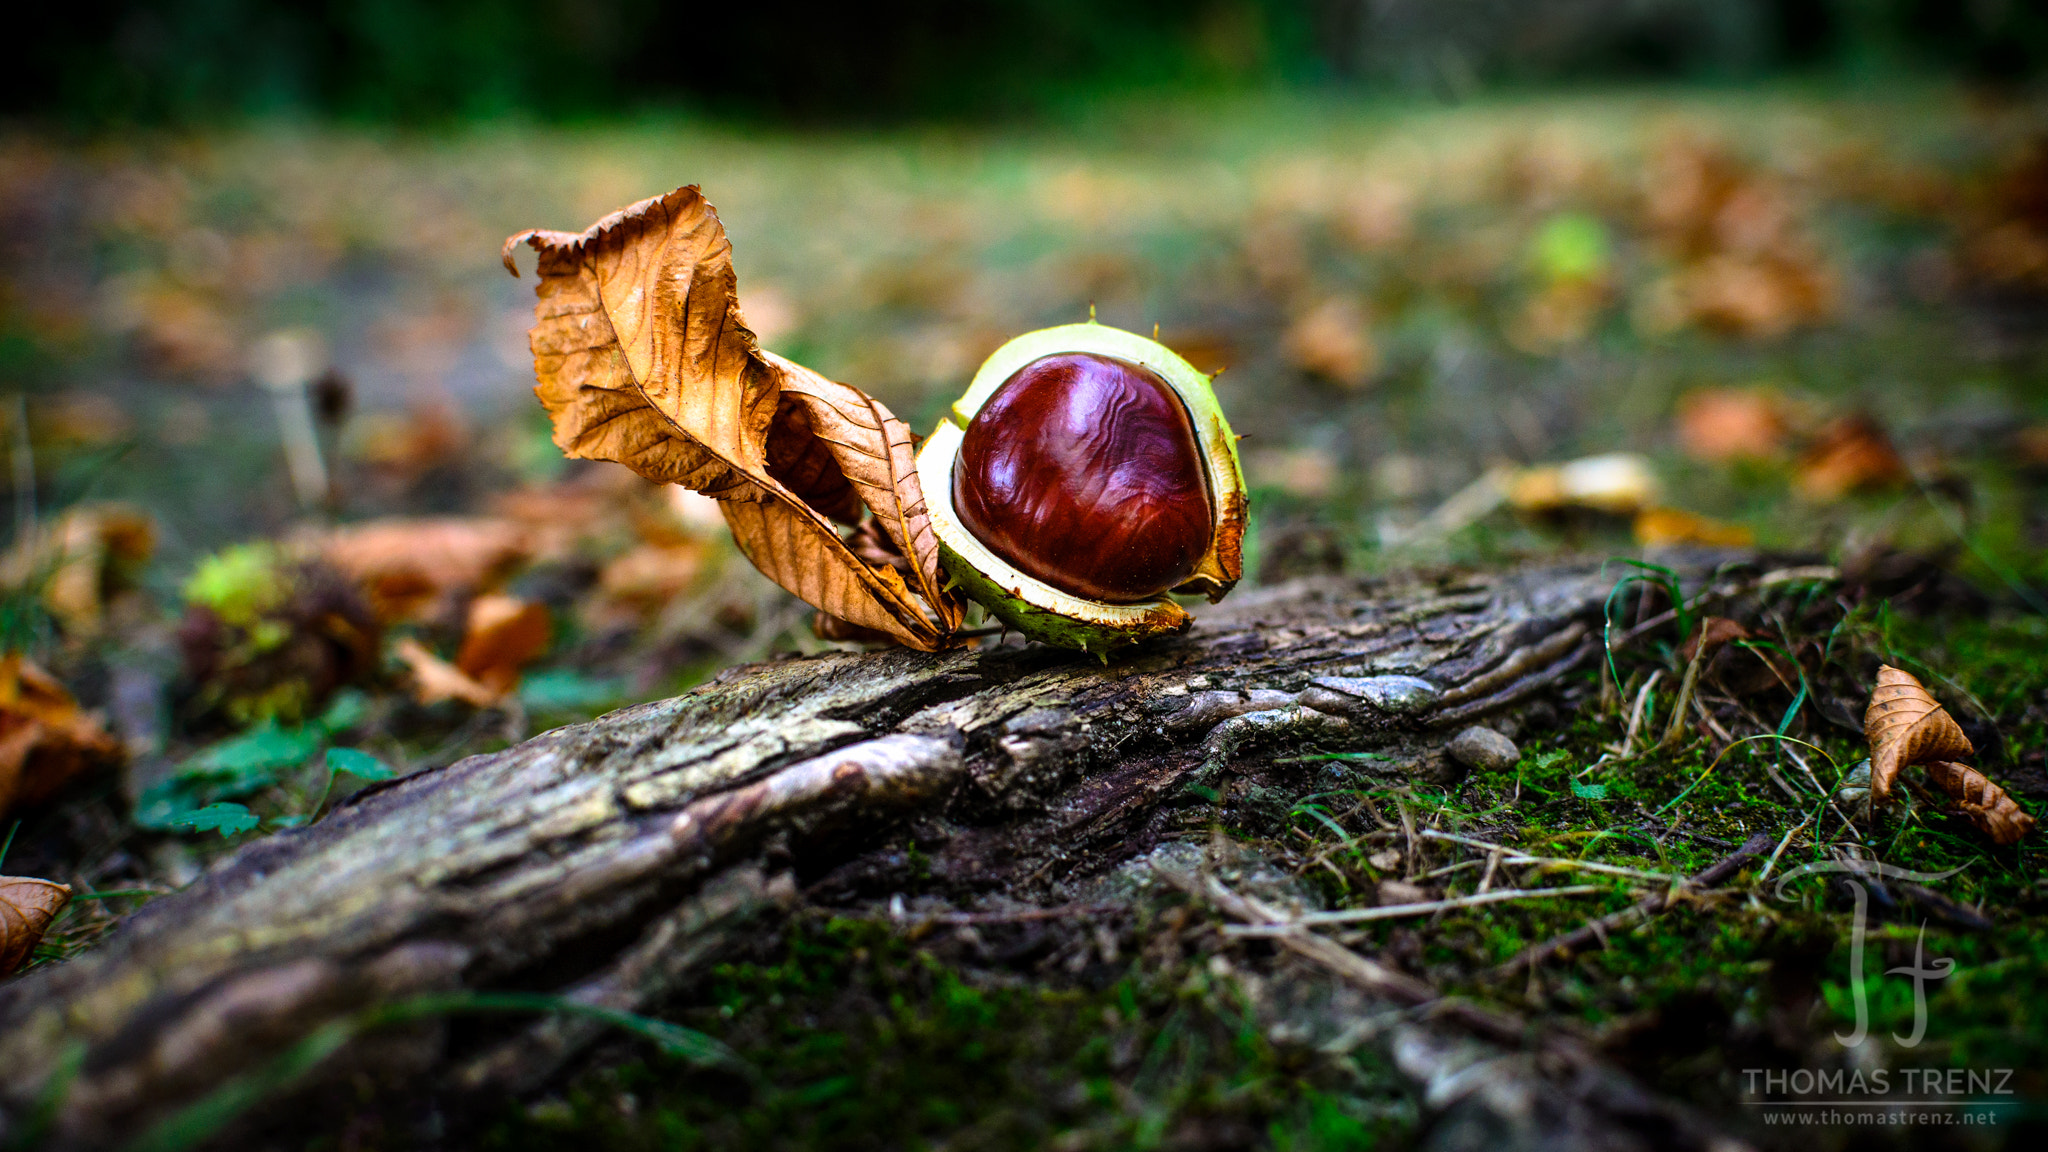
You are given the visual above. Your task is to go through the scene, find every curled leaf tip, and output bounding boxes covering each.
[1863,664,1972,804]
[1925,761,2037,846]
[1,876,73,974]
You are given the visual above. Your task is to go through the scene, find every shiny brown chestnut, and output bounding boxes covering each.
[953,352,1213,604]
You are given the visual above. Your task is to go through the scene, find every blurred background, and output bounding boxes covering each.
[3,0,2048,871]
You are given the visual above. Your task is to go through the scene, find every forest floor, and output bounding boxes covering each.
[2,83,2047,1149]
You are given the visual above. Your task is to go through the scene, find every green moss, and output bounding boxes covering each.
[480,916,1414,1152]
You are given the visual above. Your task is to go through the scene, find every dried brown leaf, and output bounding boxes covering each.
[767,352,962,633]
[1677,616,1753,662]
[1924,761,2038,846]
[1796,415,1907,502]
[0,656,124,819]
[394,638,499,709]
[455,596,552,696]
[1865,665,1974,804]
[1675,388,1789,462]
[0,876,70,974]
[319,518,533,624]
[506,186,957,649]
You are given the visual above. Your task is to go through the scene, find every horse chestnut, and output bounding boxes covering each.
[953,353,1212,603]
[917,321,1247,655]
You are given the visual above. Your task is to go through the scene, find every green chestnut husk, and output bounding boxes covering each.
[915,321,1247,657]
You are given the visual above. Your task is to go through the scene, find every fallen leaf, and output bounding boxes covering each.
[2014,423,2048,469]
[593,541,711,622]
[319,518,533,624]
[506,186,958,649]
[1506,453,1660,516]
[1245,447,1340,500]
[342,402,469,486]
[1924,761,2038,846]
[0,504,156,638]
[0,876,71,974]
[1506,279,1606,353]
[394,638,498,709]
[454,595,551,696]
[1677,616,1754,662]
[0,656,125,819]
[1633,507,1755,548]
[1795,415,1907,501]
[1675,388,1789,462]
[1865,665,1973,805]
[1282,297,1377,389]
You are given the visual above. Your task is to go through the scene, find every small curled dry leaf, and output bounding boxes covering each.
[1,876,71,974]
[1924,761,2037,846]
[1864,665,1973,804]
[395,638,499,710]
[1,655,125,820]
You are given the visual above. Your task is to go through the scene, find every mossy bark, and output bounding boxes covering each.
[0,557,1750,1152]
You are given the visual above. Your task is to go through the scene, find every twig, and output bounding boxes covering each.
[1395,795,1418,880]
[1758,809,1817,884]
[1476,850,1501,895]
[1417,830,1685,884]
[1150,863,1434,1005]
[1489,831,1774,979]
[1222,886,1605,932]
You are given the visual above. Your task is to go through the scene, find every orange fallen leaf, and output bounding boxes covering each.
[319,518,533,624]
[454,596,551,697]
[1796,415,1907,501]
[1675,388,1788,462]
[505,185,960,649]
[394,638,498,709]
[1924,761,2037,846]
[1,876,71,974]
[0,655,124,819]
[593,542,711,622]
[1633,507,1755,548]
[1,504,156,639]
[1864,665,1973,805]
[1282,297,1377,389]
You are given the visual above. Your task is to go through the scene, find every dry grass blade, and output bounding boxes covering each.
[1864,665,1972,803]
[0,876,71,973]
[1924,761,2038,846]
[507,186,953,649]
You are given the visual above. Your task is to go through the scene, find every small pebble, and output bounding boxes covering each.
[1446,726,1520,773]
